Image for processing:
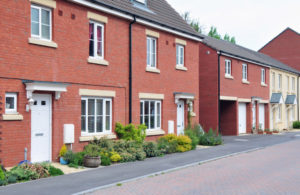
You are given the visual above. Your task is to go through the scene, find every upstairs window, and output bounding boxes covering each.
[292,77,295,91]
[89,21,104,59]
[147,37,157,68]
[286,76,290,92]
[5,93,17,114]
[261,69,265,84]
[176,45,184,66]
[225,59,231,76]
[272,72,275,89]
[31,5,52,40]
[242,64,247,81]
[278,74,282,90]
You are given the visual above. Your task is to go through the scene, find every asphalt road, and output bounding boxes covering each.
[94,135,300,195]
[0,131,299,195]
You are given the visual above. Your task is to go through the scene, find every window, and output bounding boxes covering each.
[176,44,184,66]
[286,76,290,92]
[81,97,112,135]
[292,77,295,91]
[292,106,295,121]
[242,64,247,80]
[272,72,275,89]
[5,93,17,114]
[278,74,282,90]
[261,69,265,84]
[140,100,161,130]
[225,59,231,76]
[135,0,146,4]
[89,21,104,59]
[147,37,157,68]
[31,5,52,40]
[277,105,282,121]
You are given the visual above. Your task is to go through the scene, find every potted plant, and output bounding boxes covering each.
[273,129,279,134]
[84,144,101,168]
[258,129,264,134]
[265,129,273,135]
[59,144,68,165]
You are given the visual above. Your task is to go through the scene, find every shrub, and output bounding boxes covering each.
[101,155,111,166]
[68,163,79,169]
[73,152,86,166]
[7,175,17,184]
[110,152,122,162]
[59,144,67,157]
[9,164,51,181]
[0,166,5,181]
[199,129,223,146]
[115,123,146,143]
[49,166,64,176]
[176,135,192,152]
[293,121,300,129]
[84,144,100,157]
[157,134,178,154]
[184,130,199,150]
[63,150,75,164]
[143,142,161,157]
[120,152,136,162]
[91,137,114,151]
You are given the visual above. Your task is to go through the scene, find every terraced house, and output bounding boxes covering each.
[0,0,202,166]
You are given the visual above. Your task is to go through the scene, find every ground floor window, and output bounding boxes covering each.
[140,100,161,130]
[81,97,112,135]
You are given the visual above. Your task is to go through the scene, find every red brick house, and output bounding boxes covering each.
[0,0,202,166]
[199,36,272,135]
[259,28,300,71]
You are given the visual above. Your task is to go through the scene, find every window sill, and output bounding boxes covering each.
[79,133,116,142]
[261,83,268,87]
[146,67,160,74]
[87,57,109,66]
[28,38,58,48]
[242,80,250,84]
[225,74,234,79]
[146,129,165,136]
[175,65,188,71]
[2,114,24,121]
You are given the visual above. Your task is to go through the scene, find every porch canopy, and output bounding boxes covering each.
[285,95,297,105]
[174,92,195,104]
[270,93,284,104]
[23,80,69,100]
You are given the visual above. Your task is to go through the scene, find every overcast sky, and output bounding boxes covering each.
[168,0,300,51]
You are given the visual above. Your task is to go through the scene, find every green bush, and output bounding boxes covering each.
[91,137,114,150]
[110,152,122,162]
[49,166,64,176]
[9,164,51,181]
[293,121,300,129]
[198,129,223,146]
[157,134,178,154]
[63,150,75,164]
[120,152,136,162]
[84,144,100,157]
[101,155,111,166]
[184,130,199,150]
[115,123,146,143]
[143,142,161,157]
[0,165,5,181]
[68,163,79,169]
[7,175,17,184]
[176,135,192,152]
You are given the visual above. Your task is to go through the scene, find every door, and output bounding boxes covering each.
[177,100,185,135]
[238,103,247,134]
[31,94,52,163]
[259,104,265,130]
[252,103,256,129]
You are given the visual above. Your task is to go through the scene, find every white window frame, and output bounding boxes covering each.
[225,59,231,76]
[140,100,161,131]
[272,72,275,89]
[261,69,265,84]
[292,105,295,121]
[278,74,282,90]
[286,76,290,92]
[31,5,52,41]
[292,77,295,92]
[277,105,282,122]
[147,36,157,68]
[89,21,105,59]
[81,97,112,136]
[242,64,248,81]
[5,93,17,114]
[176,44,185,67]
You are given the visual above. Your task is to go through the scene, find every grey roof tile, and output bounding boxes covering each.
[270,93,283,104]
[285,95,297,104]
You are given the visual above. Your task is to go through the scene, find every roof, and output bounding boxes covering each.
[270,93,283,104]
[84,0,202,40]
[285,95,297,105]
[202,35,300,75]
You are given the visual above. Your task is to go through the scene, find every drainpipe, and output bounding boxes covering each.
[218,51,221,133]
[129,16,136,124]
[298,76,299,121]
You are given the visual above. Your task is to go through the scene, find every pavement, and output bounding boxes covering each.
[0,131,300,195]
[94,137,300,195]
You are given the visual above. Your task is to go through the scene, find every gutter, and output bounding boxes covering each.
[129,16,136,123]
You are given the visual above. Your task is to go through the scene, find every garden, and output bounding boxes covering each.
[0,122,223,186]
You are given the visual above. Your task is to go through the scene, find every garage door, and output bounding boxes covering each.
[238,103,247,134]
[259,104,265,130]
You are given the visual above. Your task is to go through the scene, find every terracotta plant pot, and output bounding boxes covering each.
[266,131,273,135]
[84,156,101,168]
[258,131,264,134]
[273,131,279,134]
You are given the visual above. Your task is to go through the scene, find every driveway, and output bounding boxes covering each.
[0,132,299,195]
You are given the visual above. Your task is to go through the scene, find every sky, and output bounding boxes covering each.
[167,0,300,51]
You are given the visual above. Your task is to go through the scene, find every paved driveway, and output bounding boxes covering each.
[93,138,300,195]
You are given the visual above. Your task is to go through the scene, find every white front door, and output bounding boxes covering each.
[239,103,247,134]
[31,94,52,163]
[252,103,256,129]
[259,104,265,130]
[177,100,185,135]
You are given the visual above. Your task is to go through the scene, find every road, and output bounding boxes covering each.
[93,137,300,195]
[0,132,299,195]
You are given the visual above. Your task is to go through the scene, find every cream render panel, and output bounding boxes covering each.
[175,38,187,46]
[87,11,108,23]
[146,29,160,38]
[30,0,56,8]
[79,89,116,97]
[139,93,164,100]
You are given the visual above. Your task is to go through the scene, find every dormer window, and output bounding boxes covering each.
[134,0,147,5]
